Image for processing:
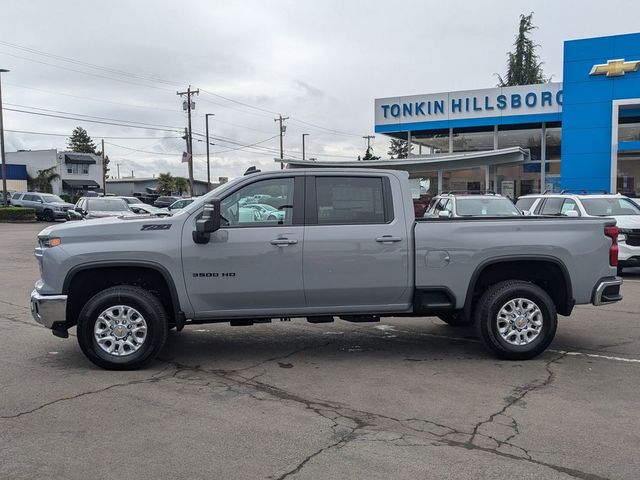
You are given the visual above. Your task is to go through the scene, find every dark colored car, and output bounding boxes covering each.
[154,196,180,208]
[74,197,134,219]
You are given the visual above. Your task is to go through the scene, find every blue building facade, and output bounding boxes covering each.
[373,32,640,198]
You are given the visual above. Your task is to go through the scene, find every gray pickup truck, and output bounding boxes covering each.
[30,168,623,369]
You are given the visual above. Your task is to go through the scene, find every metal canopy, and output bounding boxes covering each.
[64,154,97,165]
[280,147,530,174]
[63,179,100,188]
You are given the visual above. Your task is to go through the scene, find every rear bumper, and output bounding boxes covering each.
[30,289,67,329]
[591,277,623,306]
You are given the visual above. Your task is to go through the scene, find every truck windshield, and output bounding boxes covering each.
[88,199,130,211]
[456,198,521,216]
[581,198,640,216]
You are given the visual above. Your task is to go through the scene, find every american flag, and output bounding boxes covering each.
[181,152,192,163]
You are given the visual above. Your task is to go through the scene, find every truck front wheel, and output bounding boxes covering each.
[77,286,168,370]
[475,281,557,360]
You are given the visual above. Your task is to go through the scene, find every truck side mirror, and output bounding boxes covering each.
[564,210,579,217]
[193,198,221,244]
[438,210,451,218]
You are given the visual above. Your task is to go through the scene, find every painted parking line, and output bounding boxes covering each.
[550,350,640,363]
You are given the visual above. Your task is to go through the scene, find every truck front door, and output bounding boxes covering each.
[182,175,305,318]
[303,174,411,310]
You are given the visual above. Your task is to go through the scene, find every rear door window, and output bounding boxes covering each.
[315,177,389,224]
[515,197,537,212]
[539,198,564,215]
[560,199,580,216]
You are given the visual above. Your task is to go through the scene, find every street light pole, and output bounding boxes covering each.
[302,133,309,161]
[205,113,214,192]
[0,69,9,206]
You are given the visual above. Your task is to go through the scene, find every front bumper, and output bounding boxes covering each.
[30,289,67,329]
[592,277,623,306]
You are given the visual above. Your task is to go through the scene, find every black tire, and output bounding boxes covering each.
[475,280,557,360]
[77,286,168,370]
[438,311,472,327]
[43,209,55,222]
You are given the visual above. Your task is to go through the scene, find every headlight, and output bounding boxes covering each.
[53,206,62,211]
[617,233,627,242]
[39,237,62,248]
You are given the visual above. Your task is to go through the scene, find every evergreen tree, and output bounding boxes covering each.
[156,172,175,195]
[497,13,546,86]
[103,155,110,179]
[361,147,380,161]
[387,139,413,159]
[67,126,97,153]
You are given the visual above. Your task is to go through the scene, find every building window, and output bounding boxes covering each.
[545,124,562,161]
[498,124,542,160]
[65,163,89,175]
[442,168,486,192]
[495,163,541,198]
[451,127,494,153]
[414,129,449,154]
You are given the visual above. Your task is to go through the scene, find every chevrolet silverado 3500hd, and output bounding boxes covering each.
[30,168,623,369]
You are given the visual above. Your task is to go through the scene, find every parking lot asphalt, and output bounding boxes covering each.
[1,222,639,480]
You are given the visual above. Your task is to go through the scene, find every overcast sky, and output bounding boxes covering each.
[1,0,639,181]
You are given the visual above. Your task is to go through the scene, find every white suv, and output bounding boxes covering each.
[516,193,640,273]
[424,192,522,218]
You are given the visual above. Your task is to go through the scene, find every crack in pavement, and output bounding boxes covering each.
[156,354,609,480]
[0,366,176,419]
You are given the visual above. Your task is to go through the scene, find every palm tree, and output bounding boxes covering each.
[156,172,175,195]
[28,167,60,193]
[174,177,189,195]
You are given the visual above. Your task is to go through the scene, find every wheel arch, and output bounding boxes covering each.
[464,255,574,318]
[63,261,183,328]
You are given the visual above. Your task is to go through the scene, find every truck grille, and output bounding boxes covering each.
[625,229,640,247]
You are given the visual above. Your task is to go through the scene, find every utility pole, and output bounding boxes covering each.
[0,69,9,206]
[205,113,214,192]
[302,133,309,161]
[177,86,199,195]
[274,115,289,169]
[363,135,375,151]
[101,138,106,195]
[116,163,121,179]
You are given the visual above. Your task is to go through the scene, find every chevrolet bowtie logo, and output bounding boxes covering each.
[590,59,640,77]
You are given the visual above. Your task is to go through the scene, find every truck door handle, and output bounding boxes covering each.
[376,236,402,243]
[270,238,298,246]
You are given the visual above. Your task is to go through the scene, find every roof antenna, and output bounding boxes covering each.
[244,166,261,176]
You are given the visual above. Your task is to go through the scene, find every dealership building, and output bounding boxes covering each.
[286,32,640,199]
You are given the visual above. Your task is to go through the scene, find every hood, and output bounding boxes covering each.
[86,210,133,219]
[50,202,75,209]
[614,215,640,229]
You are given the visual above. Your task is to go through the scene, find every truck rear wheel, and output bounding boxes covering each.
[77,286,168,370]
[475,280,557,360]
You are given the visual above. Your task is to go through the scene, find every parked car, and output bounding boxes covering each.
[31,168,622,369]
[167,198,194,211]
[74,197,134,219]
[516,192,640,273]
[243,203,285,222]
[154,196,180,208]
[424,192,522,218]
[130,204,171,217]
[11,192,75,222]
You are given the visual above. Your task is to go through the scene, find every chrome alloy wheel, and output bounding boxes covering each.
[94,305,148,357]
[496,298,543,346]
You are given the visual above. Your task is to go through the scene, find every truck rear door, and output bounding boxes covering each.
[302,173,411,310]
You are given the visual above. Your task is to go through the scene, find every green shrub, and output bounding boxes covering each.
[60,194,72,203]
[0,206,36,222]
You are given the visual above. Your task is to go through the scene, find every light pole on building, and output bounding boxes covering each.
[302,133,309,161]
[0,69,9,206]
[205,113,214,192]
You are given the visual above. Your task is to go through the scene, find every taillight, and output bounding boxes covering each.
[604,225,619,267]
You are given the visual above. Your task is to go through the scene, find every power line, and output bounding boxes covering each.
[4,107,183,133]
[4,102,186,130]
[5,128,180,140]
